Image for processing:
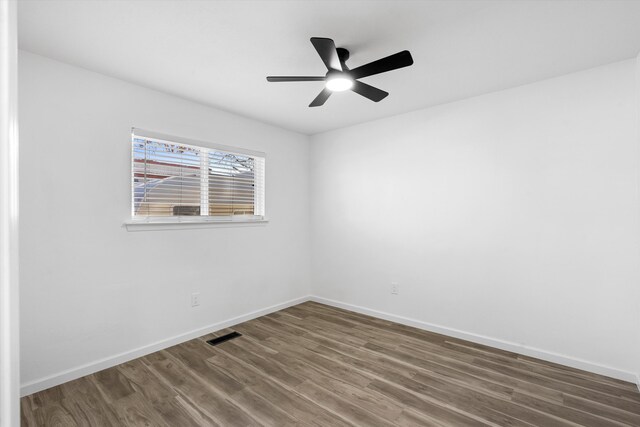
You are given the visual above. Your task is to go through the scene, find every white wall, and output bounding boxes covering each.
[19,51,310,392]
[310,59,640,380]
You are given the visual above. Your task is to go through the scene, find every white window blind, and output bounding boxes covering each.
[131,130,265,221]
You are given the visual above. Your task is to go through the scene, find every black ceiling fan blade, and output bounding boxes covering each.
[351,80,388,102]
[349,50,413,80]
[310,37,342,71]
[309,88,332,107]
[267,76,325,82]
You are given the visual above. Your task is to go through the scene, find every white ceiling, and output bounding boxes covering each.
[18,0,640,135]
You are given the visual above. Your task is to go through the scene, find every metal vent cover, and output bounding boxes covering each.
[206,331,242,346]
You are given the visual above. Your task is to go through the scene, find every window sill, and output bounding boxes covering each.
[124,218,269,232]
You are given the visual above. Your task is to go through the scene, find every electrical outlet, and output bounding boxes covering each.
[191,292,201,307]
[391,282,399,295]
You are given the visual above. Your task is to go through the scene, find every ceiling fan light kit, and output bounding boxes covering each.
[325,72,353,92]
[266,37,414,107]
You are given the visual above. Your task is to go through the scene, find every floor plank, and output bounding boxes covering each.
[21,301,640,426]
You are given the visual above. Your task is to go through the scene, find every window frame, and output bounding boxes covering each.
[125,128,267,230]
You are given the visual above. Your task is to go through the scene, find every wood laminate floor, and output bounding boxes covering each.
[21,301,640,426]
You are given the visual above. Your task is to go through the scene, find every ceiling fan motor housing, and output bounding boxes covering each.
[336,47,350,69]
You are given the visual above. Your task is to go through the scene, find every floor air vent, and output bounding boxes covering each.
[206,331,242,346]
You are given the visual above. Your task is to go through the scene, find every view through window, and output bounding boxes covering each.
[131,132,265,221]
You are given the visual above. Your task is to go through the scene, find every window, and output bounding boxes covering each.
[131,129,265,222]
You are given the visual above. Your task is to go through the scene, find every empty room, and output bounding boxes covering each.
[2,0,640,425]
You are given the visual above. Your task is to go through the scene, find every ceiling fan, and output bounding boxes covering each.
[266,37,414,107]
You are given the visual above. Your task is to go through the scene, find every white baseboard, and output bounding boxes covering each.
[22,294,640,396]
[310,296,638,384]
[21,295,311,397]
